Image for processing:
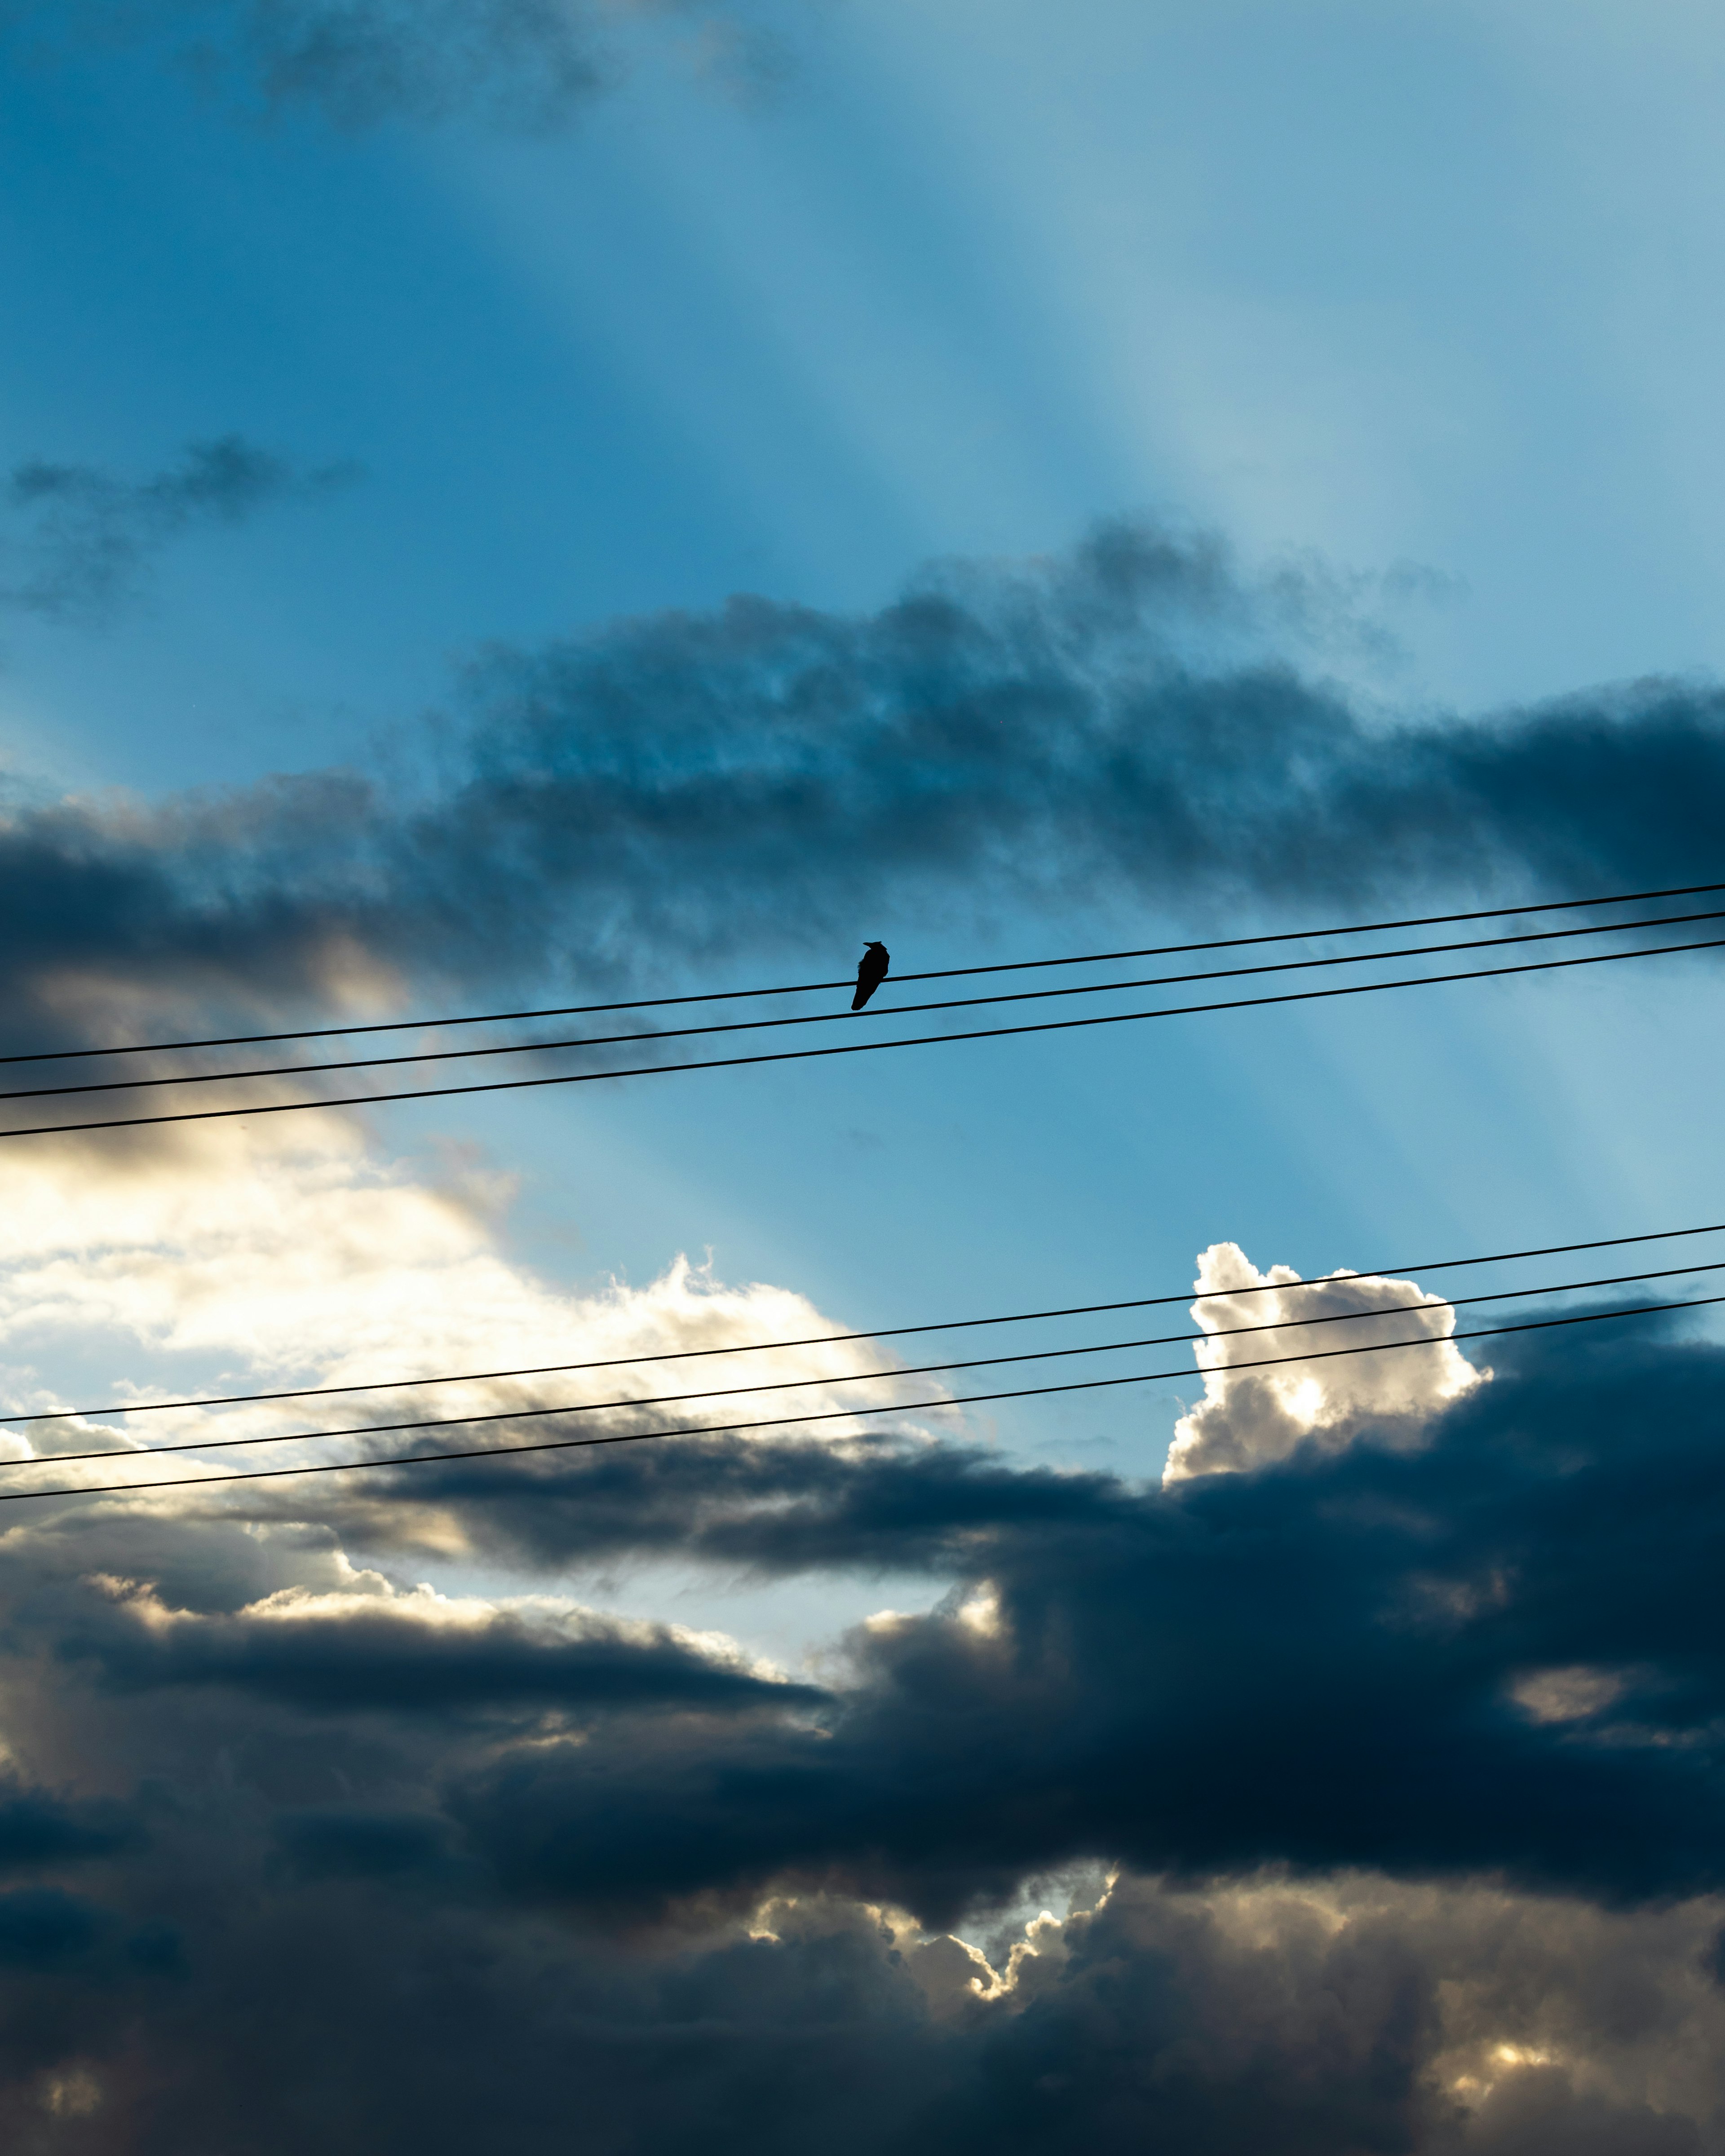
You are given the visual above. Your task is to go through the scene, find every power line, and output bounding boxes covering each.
[4,929,1720,1140]
[5,875,1722,1068]
[4,1294,1714,1507]
[19,1215,1725,1431]
[18,1260,1723,1469]
[6,905,1721,1107]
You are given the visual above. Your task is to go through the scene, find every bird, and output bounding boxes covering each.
[851,941,890,1011]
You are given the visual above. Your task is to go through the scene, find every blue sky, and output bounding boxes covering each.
[2,4,1725,2146]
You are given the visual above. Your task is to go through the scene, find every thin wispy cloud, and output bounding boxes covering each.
[0,436,357,623]
[7,0,793,131]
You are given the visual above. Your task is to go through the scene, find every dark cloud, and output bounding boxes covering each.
[0,1888,106,1968]
[0,1843,1703,2151]
[0,436,357,622]
[11,1309,1725,1926]
[0,1787,138,1871]
[409,533,1725,972]
[0,1323,1713,2143]
[270,1807,448,1879]
[185,1312,1721,1923]
[55,1584,826,1718]
[0,517,1716,1067]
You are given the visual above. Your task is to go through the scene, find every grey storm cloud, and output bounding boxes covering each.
[334,1310,1725,1925]
[15,1307,1725,1925]
[0,517,1721,1067]
[0,1786,138,1872]
[57,1587,826,1717]
[0,1861,1713,2153]
[0,435,356,622]
[0,1318,1718,2145]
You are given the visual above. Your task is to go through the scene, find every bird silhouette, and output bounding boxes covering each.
[851,941,890,1011]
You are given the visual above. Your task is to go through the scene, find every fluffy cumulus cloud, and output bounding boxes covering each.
[1165,1241,1484,1480]
[0,1118,1711,2145]
[0,519,1717,1084]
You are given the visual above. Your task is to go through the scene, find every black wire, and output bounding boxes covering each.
[20,1259,1723,1468]
[4,1294,1714,1507]
[5,876,1722,1068]
[23,1217,1725,1430]
[7,906,1721,1106]
[4,930,1720,1140]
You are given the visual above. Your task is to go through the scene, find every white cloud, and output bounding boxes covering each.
[1509,1665,1634,1726]
[0,1114,951,1507]
[1163,1241,1484,1484]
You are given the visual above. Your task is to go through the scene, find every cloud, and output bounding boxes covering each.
[9,0,792,132]
[0,1111,1717,1932]
[0,1887,106,1968]
[0,1788,138,1870]
[1164,1241,1484,1481]
[357,1313,1725,1922]
[63,1575,826,1717]
[0,517,1717,1067]
[177,0,615,129]
[0,505,1718,2134]
[0,1144,1710,2138]
[0,1813,1709,2149]
[0,436,357,623]
[3,1188,1722,1920]
[0,1113,947,1517]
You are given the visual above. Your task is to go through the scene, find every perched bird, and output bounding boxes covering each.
[851,941,890,1011]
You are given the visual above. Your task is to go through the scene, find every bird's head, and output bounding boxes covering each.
[864,941,885,951]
